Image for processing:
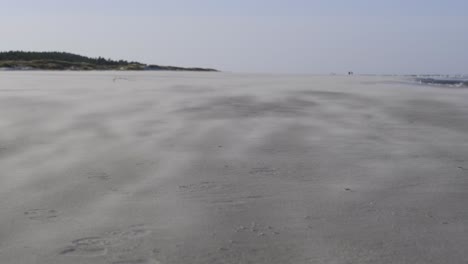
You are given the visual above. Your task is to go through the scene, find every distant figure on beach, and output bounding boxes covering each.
[348,71,354,75]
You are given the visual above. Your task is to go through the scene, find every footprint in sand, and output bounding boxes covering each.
[24,209,58,221]
[59,225,152,258]
[87,172,111,181]
[235,222,280,236]
[249,167,280,176]
[59,237,110,257]
[112,259,161,264]
[211,195,264,209]
[178,181,231,193]
[106,225,153,243]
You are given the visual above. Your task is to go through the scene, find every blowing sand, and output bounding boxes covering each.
[0,72,467,264]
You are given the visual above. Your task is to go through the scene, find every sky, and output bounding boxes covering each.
[1,0,467,74]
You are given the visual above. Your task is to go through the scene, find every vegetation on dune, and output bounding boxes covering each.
[0,51,217,72]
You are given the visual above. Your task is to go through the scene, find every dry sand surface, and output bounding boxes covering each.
[1,72,468,264]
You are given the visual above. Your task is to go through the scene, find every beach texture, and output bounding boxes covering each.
[1,72,468,263]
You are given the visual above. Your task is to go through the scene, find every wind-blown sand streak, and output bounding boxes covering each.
[1,72,468,264]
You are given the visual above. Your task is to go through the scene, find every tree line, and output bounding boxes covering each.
[0,51,140,66]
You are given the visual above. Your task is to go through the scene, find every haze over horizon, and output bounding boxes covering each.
[1,0,467,74]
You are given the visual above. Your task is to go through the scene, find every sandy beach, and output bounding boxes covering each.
[1,72,467,264]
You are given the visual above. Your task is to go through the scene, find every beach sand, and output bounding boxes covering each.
[1,72,467,263]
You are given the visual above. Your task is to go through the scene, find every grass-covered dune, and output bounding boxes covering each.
[0,51,218,71]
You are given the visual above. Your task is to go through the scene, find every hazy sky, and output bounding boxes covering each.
[1,0,467,74]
